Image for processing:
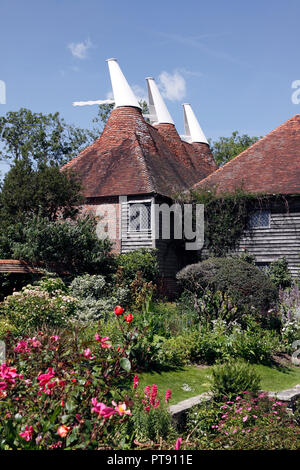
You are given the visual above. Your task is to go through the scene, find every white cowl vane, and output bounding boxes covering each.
[181,103,208,144]
[106,58,141,109]
[145,77,174,125]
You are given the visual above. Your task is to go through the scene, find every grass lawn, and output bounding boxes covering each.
[139,364,300,405]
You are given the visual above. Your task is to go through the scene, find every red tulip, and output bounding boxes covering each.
[114,306,125,316]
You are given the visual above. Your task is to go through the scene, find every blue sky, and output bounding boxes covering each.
[1,0,300,174]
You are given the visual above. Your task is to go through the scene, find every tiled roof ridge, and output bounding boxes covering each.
[195,114,300,188]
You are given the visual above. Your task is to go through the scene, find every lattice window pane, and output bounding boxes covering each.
[248,210,270,228]
[129,203,151,231]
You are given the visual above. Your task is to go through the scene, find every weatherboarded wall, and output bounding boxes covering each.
[234,198,300,278]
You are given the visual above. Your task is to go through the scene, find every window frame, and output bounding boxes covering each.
[248,210,271,229]
[128,200,152,233]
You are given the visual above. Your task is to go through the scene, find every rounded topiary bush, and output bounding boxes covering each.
[176,257,278,318]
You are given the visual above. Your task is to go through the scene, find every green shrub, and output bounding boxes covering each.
[0,280,77,331]
[0,273,40,301]
[73,297,118,323]
[177,257,278,319]
[266,257,292,290]
[10,215,116,276]
[116,249,159,285]
[157,334,196,367]
[69,274,130,323]
[0,317,17,339]
[209,361,261,400]
[69,274,106,299]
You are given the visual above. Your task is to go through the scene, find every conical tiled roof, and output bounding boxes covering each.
[63,106,217,198]
[194,115,300,195]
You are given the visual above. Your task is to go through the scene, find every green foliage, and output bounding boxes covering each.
[265,257,293,290]
[155,319,280,367]
[72,297,118,323]
[70,274,106,299]
[0,279,77,331]
[177,257,278,318]
[209,361,261,400]
[210,130,261,167]
[185,188,271,257]
[6,215,115,276]
[0,323,134,450]
[0,107,92,167]
[0,272,40,302]
[69,274,130,323]
[0,317,17,339]
[187,393,300,450]
[0,160,83,223]
[116,248,159,285]
[131,384,174,442]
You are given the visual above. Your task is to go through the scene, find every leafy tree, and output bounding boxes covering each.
[210,131,261,167]
[1,215,116,276]
[0,160,83,223]
[0,108,94,167]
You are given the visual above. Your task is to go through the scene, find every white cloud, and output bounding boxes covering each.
[67,39,93,59]
[158,70,186,101]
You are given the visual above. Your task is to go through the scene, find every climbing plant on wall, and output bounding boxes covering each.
[179,188,272,257]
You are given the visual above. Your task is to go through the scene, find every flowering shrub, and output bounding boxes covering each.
[279,283,300,352]
[0,281,77,331]
[0,304,180,450]
[187,392,300,449]
[0,306,139,449]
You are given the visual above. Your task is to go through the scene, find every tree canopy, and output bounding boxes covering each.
[0,160,83,224]
[0,108,94,168]
[210,131,261,167]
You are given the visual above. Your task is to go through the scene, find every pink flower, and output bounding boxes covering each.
[112,401,132,416]
[30,337,41,348]
[37,367,55,392]
[14,340,31,354]
[50,336,59,342]
[19,425,34,441]
[0,382,7,390]
[95,334,112,349]
[154,400,160,409]
[144,385,151,398]
[91,398,116,418]
[150,384,158,405]
[242,415,248,422]
[165,389,171,403]
[175,438,182,450]
[83,348,95,360]
[133,375,139,390]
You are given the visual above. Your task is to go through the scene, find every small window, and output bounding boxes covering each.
[248,210,270,228]
[129,202,151,231]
